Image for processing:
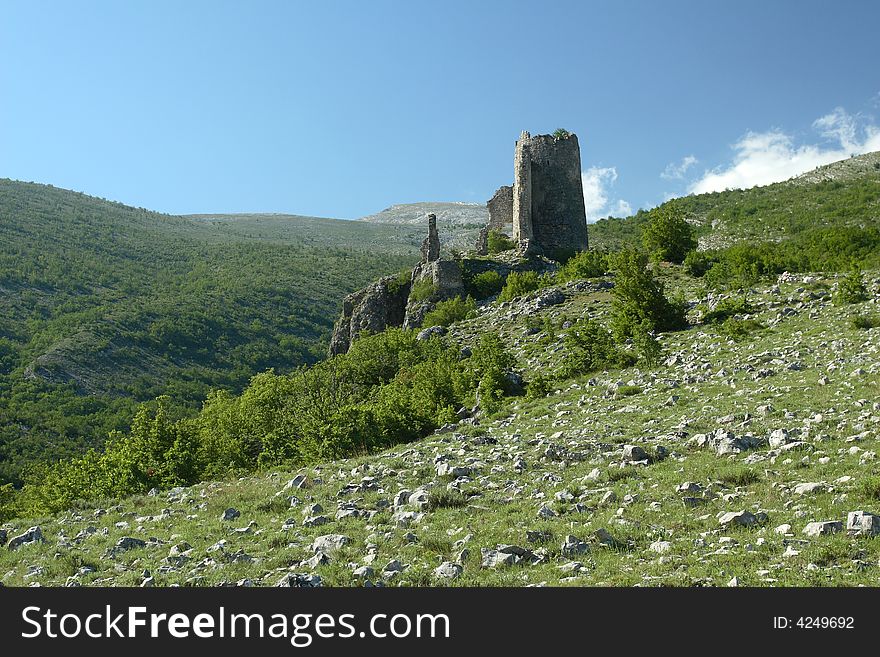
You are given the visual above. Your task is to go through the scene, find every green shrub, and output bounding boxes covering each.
[557,250,608,281]
[700,296,752,324]
[834,266,868,305]
[558,320,630,379]
[851,313,880,330]
[422,295,476,328]
[641,206,697,264]
[468,332,516,414]
[426,490,469,511]
[498,270,545,302]
[632,319,663,366]
[553,128,571,138]
[526,372,554,399]
[0,483,18,523]
[717,318,765,340]
[683,250,715,277]
[409,278,437,302]
[616,385,642,397]
[386,268,412,296]
[469,270,505,298]
[610,248,687,339]
[487,230,516,254]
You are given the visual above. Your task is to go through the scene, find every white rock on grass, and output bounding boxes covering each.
[6,526,44,551]
[434,562,463,579]
[718,510,761,528]
[803,521,843,537]
[846,511,880,537]
[310,534,351,553]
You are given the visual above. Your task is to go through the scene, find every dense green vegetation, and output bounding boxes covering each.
[0,180,418,485]
[610,248,687,339]
[487,229,516,254]
[641,206,697,263]
[3,152,880,523]
[422,296,477,328]
[17,328,516,516]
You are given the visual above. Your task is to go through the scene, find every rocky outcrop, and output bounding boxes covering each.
[328,274,411,356]
[403,260,465,329]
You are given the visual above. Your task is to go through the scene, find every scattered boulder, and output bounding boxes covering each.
[803,521,843,537]
[434,562,463,580]
[276,573,323,587]
[561,535,590,556]
[622,445,649,463]
[846,511,880,537]
[221,508,240,521]
[310,534,351,553]
[793,482,826,496]
[7,526,44,551]
[481,548,516,568]
[718,510,760,528]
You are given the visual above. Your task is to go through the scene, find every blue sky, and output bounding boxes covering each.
[2,0,879,220]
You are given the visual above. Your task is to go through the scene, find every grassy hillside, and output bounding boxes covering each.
[0,180,419,484]
[3,268,878,587]
[590,150,880,251]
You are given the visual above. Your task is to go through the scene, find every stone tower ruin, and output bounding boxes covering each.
[513,131,588,255]
[480,130,588,257]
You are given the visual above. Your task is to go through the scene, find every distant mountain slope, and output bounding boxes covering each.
[359,201,487,225]
[0,180,419,484]
[359,201,487,251]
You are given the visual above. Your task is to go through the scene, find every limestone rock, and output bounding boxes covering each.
[276,573,323,588]
[310,534,351,553]
[434,562,463,580]
[7,526,44,551]
[329,273,411,356]
[846,511,880,537]
[803,521,843,537]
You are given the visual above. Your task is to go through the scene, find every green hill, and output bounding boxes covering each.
[3,152,880,588]
[0,180,420,484]
[590,150,880,251]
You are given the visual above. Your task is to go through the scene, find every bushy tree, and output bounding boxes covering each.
[834,266,868,305]
[611,248,687,339]
[641,206,697,264]
[422,296,476,327]
[557,250,608,281]
[498,270,547,302]
[487,230,516,254]
[558,320,629,379]
[468,270,505,298]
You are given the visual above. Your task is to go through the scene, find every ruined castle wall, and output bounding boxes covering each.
[487,185,513,231]
[512,132,533,243]
[511,131,588,255]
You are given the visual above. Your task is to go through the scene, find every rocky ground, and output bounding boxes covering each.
[2,269,879,587]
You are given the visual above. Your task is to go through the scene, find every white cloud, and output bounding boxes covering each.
[661,155,698,180]
[689,107,880,195]
[582,166,632,222]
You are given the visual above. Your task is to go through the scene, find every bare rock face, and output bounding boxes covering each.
[328,273,411,356]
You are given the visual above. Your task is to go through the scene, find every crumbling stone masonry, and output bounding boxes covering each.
[478,130,588,257]
[420,213,440,262]
[487,185,514,232]
[329,213,463,355]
